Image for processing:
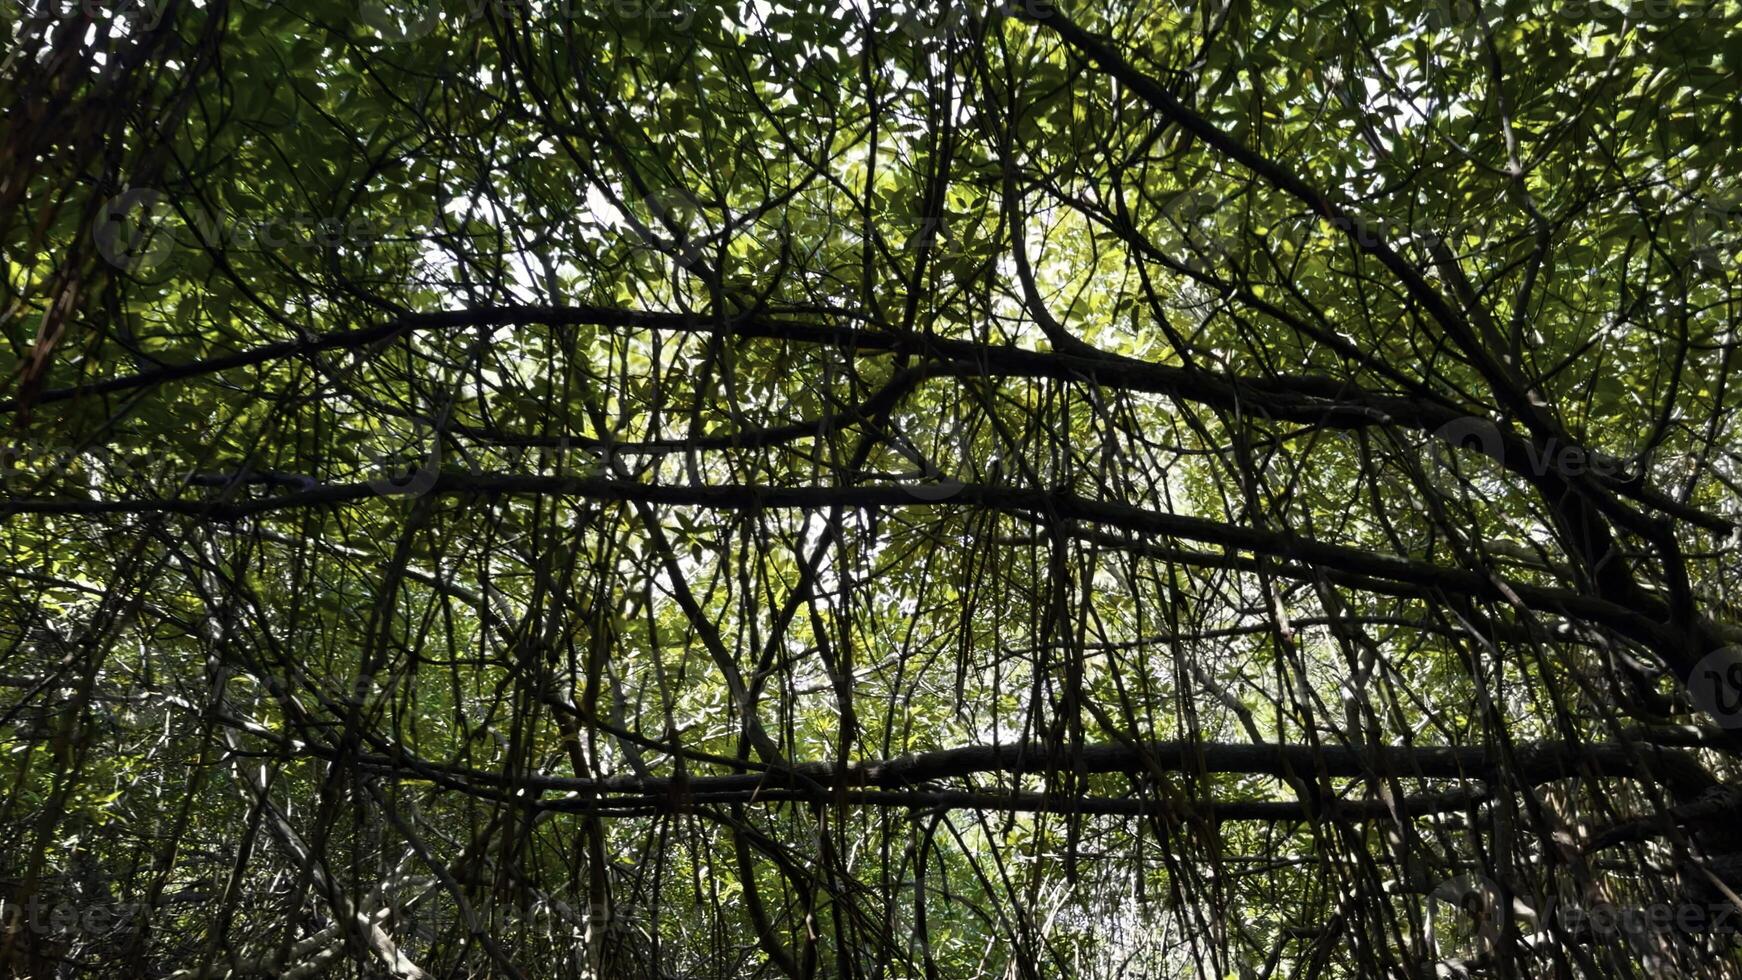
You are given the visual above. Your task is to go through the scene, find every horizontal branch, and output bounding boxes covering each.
[274,727,1716,807]
[2,304,1436,432]
[0,474,1673,642]
[559,738,1714,801]
[545,786,1491,824]
[13,302,1720,533]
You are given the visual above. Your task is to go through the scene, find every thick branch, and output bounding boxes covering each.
[0,474,1673,643]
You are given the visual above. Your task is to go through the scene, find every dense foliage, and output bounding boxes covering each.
[3,0,1741,976]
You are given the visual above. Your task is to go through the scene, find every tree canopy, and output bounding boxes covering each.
[3,0,1741,976]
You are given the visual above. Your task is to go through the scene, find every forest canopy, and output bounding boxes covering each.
[3,0,1742,976]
